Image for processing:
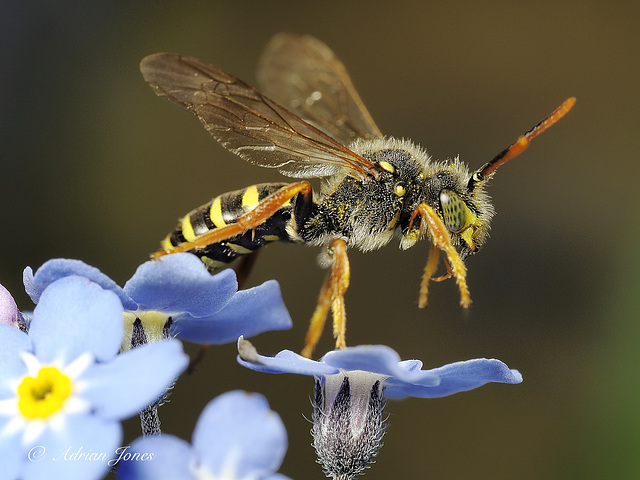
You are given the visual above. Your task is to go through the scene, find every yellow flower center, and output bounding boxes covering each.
[18,367,72,419]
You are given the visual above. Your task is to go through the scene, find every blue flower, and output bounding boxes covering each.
[237,339,522,399]
[0,275,189,480]
[23,253,292,348]
[117,390,291,480]
[238,338,522,479]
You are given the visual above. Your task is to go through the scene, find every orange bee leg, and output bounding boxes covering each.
[301,272,332,359]
[432,257,454,283]
[418,244,440,309]
[329,238,350,350]
[301,238,350,358]
[411,203,471,309]
[152,181,313,259]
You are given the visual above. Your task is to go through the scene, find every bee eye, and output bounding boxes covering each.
[440,189,469,233]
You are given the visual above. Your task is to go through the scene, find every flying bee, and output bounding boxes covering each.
[140,33,575,357]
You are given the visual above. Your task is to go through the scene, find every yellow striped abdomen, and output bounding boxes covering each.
[161,183,294,270]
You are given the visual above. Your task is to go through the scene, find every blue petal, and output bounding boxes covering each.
[398,359,424,372]
[0,424,23,480]
[83,339,188,420]
[0,325,30,398]
[322,345,440,386]
[21,414,121,480]
[123,254,238,317]
[23,259,135,310]
[116,434,194,480]
[239,344,522,401]
[175,280,292,344]
[237,347,338,376]
[29,276,124,365]
[384,358,523,400]
[192,391,287,479]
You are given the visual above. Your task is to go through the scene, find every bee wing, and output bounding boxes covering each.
[256,33,383,145]
[140,53,377,180]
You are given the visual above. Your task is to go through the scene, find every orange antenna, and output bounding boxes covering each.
[468,97,576,190]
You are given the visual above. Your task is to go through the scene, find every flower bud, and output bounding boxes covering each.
[312,371,386,480]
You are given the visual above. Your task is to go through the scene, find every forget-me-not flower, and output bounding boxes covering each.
[238,338,522,480]
[23,253,292,350]
[0,275,189,480]
[117,390,291,480]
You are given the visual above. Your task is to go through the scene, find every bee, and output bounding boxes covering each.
[140,33,574,357]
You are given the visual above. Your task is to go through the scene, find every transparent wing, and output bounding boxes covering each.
[256,33,383,145]
[140,53,377,180]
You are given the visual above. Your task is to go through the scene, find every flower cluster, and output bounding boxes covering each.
[0,250,524,480]
[0,254,293,480]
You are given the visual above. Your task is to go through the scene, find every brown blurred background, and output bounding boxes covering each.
[2,1,638,479]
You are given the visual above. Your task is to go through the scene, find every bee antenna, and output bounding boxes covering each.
[468,97,576,191]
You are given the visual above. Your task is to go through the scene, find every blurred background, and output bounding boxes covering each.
[2,1,638,479]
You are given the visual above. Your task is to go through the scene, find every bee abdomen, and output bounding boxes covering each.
[162,183,293,270]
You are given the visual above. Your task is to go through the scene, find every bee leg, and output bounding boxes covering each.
[329,238,350,350]
[432,258,454,282]
[153,181,313,258]
[412,203,471,308]
[187,345,208,375]
[301,272,332,358]
[419,244,440,308]
[301,238,350,358]
[234,250,261,289]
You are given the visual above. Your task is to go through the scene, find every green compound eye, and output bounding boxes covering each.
[440,189,470,233]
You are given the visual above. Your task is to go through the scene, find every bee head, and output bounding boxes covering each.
[400,165,493,257]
